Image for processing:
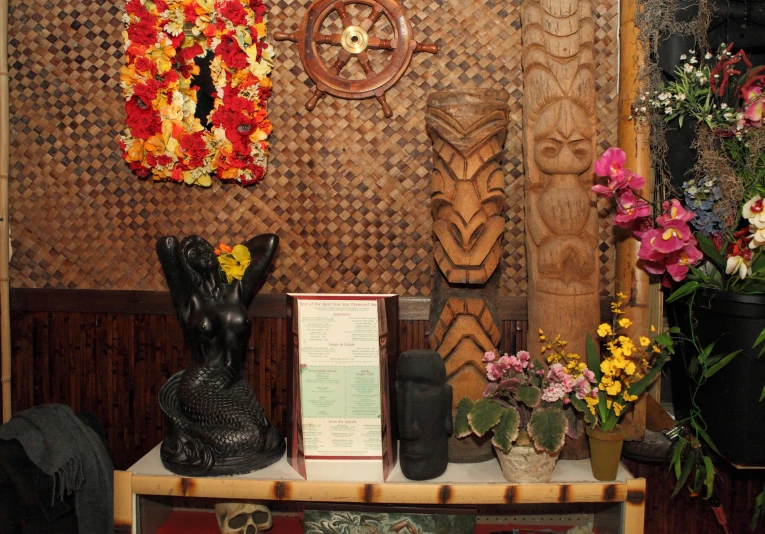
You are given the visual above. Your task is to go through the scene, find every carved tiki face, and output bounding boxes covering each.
[426,90,510,285]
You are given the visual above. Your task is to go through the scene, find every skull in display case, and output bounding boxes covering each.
[215,502,273,534]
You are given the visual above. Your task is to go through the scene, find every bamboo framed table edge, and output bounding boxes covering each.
[114,470,647,533]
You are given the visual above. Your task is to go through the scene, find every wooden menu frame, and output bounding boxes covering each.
[286,294,398,481]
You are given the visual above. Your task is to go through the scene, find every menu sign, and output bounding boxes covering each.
[287,294,398,481]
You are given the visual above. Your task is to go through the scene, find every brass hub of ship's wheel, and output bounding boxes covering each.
[274,0,438,118]
[340,25,369,54]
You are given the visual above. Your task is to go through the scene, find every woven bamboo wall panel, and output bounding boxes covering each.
[7,0,617,295]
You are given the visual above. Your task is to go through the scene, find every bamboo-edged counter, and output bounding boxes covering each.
[115,444,646,534]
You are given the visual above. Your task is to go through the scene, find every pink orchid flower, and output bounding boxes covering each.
[623,170,646,191]
[594,147,627,178]
[637,228,666,262]
[665,241,704,282]
[613,190,651,227]
[652,222,694,254]
[656,199,695,226]
[592,173,630,197]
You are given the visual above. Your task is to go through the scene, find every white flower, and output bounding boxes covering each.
[743,195,765,228]
[658,92,669,101]
[640,106,647,112]
[714,74,720,78]
[690,57,698,64]
[707,114,713,121]
[699,77,707,84]
[665,107,674,114]
[750,226,765,249]
[640,95,646,102]
[726,255,752,280]
[695,71,703,77]
[684,63,694,73]
[676,93,686,101]
[721,103,728,109]
[705,52,713,60]
[680,54,687,60]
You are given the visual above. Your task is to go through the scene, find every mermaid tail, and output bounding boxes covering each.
[159,367,286,476]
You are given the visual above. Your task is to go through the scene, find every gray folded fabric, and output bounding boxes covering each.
[0,404,114,534]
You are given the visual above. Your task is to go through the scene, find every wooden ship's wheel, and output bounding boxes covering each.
[274,0,438,117]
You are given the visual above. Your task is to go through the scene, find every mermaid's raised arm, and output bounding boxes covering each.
[156,236,193,323]
[240,233,279,307]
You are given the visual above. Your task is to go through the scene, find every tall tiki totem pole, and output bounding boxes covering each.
[521,0,599,363]
[427,90,510,463]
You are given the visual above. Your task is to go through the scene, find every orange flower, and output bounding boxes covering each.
[214,242,233,256]
[124,139,145,164]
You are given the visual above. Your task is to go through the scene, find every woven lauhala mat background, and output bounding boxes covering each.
[7,0,617,295]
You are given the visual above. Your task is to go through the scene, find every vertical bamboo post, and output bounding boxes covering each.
[617,0,653,440]
[0,0,10,424]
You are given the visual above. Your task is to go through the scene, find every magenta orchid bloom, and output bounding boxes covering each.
[591,174,629,197]
[613,190,651,227]
[594,147,627,178]
[666,241,704,281]
[656,199,695,226]
[637,229,666,262]
[623,170,646,191]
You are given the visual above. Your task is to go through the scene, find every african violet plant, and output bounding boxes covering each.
[454,348,597,455]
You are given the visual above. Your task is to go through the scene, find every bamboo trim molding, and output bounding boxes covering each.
[616,0,652,441]
[127,472,633,505]
[1,0,9,425]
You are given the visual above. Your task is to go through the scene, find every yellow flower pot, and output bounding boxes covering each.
[586,425,624,481]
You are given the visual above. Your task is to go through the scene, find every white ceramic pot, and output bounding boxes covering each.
[494,445,559,483]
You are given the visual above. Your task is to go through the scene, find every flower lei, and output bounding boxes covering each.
[119,0,273,187]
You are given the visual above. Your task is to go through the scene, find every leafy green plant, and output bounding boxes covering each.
[454,349,593,455]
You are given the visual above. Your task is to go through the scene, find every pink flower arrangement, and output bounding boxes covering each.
[592,148,704,284]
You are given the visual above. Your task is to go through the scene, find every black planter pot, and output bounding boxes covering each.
[670,289,765,465]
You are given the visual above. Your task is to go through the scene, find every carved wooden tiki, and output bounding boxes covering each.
[426,90,509,462]
[521,0,599,361]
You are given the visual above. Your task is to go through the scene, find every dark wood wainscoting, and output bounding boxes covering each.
[3,290,530,469]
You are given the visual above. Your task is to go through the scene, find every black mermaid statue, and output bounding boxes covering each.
[156,233,286,476]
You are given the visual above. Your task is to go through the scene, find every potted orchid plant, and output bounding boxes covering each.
[453,348,597,483]
[537,294,672,480]
[592,42,765,518]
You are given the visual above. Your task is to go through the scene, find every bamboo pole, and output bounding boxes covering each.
[617,0,653,440]
[0,0,9,424]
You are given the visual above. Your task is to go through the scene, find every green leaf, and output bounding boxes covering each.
[654,332,674,348]
[517,385,541,408]
[453,398,474,438]
[467,397,503,437]
[703,455,715,499]
[703,350,741,378]
[672,449,697,498]
[666,281,699,303]
[697,428,721,456]
[753,327,765,355]
[759,384,765,403]
[751,484,765,532]
[670,439,687,480]
[696,233,726,270]
[688,357,700,378]
[491,406,520,453]
[688,265,714,284]
[527,407,569,454]
[628,353,668,397]
[698,342,716,365]
[586,334,601,383]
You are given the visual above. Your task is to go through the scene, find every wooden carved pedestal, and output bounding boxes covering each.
[521,0,599,459]
[426,89,509,463]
